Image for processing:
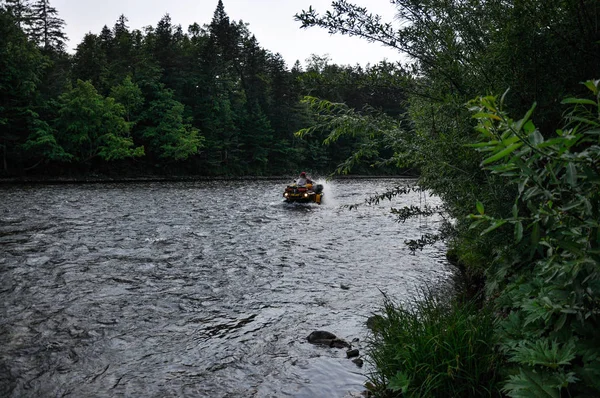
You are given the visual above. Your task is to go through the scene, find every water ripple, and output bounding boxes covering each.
[0,179,454,397]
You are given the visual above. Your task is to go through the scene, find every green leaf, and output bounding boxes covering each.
[503,369,560,398]
[531,130,544,146]
[560,200,581,211]
[515,221,523,243]
[466,141,498,148]
[583,79,599,95]
[565,163,577,186]
[568,116,600,127]
[469,219,485,230]
[511,339,577,369]
[472,112,502,121]
[388,371,411,394]
[481,220,506,235]
[560,98,597,106]
[514,103,537,131]
[476,200,485,215]
[524,120,536,135]
[482,142,523,165]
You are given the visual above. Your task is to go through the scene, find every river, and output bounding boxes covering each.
[0,178,453,397]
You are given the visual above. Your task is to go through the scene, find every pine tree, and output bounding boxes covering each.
[1,0,32,28]
[0,8,48,173]
[27,0,66,52]
[72,33,108,91]
[108,15,134,88]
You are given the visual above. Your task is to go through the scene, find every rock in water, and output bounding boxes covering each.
[307,331,351,348]
[307,330,337,343]
[346,349,359,358]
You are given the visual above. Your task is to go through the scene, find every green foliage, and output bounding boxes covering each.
[468,80,600,396]
[54,80,144,162]
[110,75,144,123]
[366,292,502,397]
[296,96,409,175]
[296,2,600,396]
[139,86,203,161]
[22,116,71,161]
[0,7,49,173]
[2,0,409,176]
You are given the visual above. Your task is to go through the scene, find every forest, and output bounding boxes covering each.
[0,0,406,178]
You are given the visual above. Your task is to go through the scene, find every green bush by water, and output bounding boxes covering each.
[365,292,502,397]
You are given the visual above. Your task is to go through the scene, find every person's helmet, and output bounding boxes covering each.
[300,172,306,177]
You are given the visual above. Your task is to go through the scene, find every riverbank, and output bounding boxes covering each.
[0,173,419,185]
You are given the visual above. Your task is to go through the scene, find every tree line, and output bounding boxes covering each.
[0,0,407,178]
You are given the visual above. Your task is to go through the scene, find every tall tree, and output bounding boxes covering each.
[1,0,31,28]
[196,0,245,171]
[137,85,203,162]
[71,33,108,90]
[27,0,66,52]
[54,80,144,163]
[106,15,134,88]
[0,8,48,173]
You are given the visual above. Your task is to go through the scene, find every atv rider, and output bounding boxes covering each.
[296,171,312,186]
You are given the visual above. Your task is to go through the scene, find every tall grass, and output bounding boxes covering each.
[365,292,502,397]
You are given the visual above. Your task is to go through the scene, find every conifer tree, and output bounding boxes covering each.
[0,8,48,173]
[1,0,32,28]
[27,0,66,52]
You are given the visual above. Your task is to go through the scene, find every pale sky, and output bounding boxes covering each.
[52,0,405,69]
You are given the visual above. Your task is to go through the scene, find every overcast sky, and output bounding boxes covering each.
[52,0,405,69]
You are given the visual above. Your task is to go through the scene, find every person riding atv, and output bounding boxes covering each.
[296,171,312,186]
[283,172,323,204]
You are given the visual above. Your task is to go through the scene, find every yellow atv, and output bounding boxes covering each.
[283,183,324,204]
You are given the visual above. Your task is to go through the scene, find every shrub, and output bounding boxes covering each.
[365,292,502,397]
[468,79,600,397]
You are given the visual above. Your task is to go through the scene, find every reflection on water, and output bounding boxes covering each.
[0,179,453,397]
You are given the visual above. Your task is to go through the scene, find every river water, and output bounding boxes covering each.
[0,178,453,397]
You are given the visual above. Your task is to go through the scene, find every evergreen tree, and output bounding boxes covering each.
[1,0,32,28]
[137,85,203,162]
[196,0,245,172]
[0,8,48,173]
[149,14,190,92]
[265,53,307,173]
[238,100,273,173]
[27,0,66,52]
[71,33,108,90]
[106,15,134,88]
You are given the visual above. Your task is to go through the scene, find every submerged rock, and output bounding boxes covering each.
[307,330,351,349]
[346,348,359,358]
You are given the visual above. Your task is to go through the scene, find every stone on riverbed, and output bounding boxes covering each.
[307,330,351,349]
[346,348,359,358]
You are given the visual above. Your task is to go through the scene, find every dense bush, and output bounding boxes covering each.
[468,80,600,397]
[366,292,501,397]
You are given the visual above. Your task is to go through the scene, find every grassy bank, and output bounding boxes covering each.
[364,291,502,397]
